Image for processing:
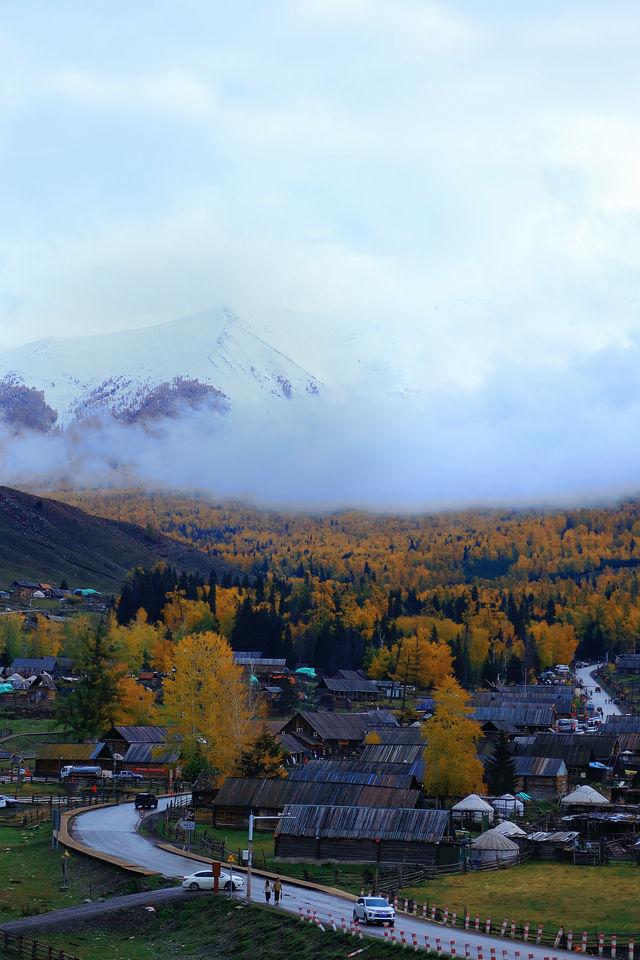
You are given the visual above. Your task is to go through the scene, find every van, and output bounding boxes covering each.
[60,765,102,779]
[556,718,577,733]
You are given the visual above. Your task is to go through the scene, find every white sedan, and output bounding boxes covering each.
[182,869,244,891]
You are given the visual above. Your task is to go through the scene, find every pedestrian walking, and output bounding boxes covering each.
[273,877,282,904]
[264,878,271,903]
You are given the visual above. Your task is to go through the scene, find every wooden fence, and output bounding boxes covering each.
[0,930,81,960]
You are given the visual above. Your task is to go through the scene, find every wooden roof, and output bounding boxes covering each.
[214,776,420,810]
[275,803,450,842]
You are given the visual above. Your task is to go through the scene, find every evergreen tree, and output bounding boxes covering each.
[484,731,517,796]
[54,621,123,741]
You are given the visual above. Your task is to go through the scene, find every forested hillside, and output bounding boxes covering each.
[55,489,640,682]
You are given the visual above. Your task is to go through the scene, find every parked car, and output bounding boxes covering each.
[182,869,244,891]
[134,792,158,809]
[353,896,395,926]
[0,795,19,807]
[114,770,144,783]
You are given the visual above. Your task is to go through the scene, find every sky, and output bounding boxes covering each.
[1,1,640,507]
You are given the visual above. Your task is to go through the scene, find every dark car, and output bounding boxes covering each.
[114,771,144,783]
[134,792,158,809]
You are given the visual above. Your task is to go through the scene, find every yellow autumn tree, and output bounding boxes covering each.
[422,675,485,799]
[112,675,156,725]
[161,592,218,640]
[108,610,162,674]
[163,630,262,783]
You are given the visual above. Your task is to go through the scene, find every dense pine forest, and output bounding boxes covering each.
[54,490,640,684]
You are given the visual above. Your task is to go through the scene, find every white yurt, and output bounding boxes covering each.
[469,829,519,868]
[560,785,609,808]
[452,794,495,825]
[491,794,524,818]
[491,819,527,838]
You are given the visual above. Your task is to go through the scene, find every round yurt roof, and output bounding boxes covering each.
[471,830,520,851]
[561,785,609,806]
[492,820,527,838]
[452,793,494,812]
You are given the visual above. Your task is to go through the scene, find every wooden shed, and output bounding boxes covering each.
[274,803,451,865]
[212,776,420,828]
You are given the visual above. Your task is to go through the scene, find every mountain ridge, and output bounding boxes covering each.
[0,308,322,430]
[0,485,241,593]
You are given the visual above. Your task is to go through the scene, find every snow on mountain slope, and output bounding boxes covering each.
[0,309,321,428]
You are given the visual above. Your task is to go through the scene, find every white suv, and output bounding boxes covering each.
[353,896,395,926]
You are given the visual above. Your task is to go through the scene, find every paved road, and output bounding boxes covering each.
[64,799,585,960]
[575,664,622,720]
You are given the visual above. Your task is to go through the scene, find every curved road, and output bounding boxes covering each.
[66,799,588,960]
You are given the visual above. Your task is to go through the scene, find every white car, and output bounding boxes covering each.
[353,896,395,926]
[182,869,245,891]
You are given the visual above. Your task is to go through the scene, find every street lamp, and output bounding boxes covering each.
[246,813,295,904]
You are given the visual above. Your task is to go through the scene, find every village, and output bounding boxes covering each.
[2,637,640,876]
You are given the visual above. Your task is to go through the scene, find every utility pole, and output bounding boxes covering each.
[246,813,295,904]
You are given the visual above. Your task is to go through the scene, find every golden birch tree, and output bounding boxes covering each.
[163,630,261,783]
[422,674,485,799]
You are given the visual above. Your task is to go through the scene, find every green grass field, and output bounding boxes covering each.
[401,860,640,936]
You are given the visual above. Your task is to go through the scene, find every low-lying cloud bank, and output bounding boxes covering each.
[2,336,640,510]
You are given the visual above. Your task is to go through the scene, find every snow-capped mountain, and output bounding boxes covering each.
[0,309,321,430]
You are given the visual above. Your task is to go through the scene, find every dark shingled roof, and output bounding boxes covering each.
[275,803,450,842]
[286,758,418,789]
[103,725,172,744]
[471,706,555,727]
[214,776,420,810]
[122,743,180,764]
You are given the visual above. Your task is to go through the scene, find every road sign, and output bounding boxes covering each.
[182,820,196,832]
[62,849,71,859]
[183,808,196,822]
[227,853,235,863]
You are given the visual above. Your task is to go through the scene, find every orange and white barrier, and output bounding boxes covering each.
[432,905,437,922]
[400,930,407,948]
[628,940,634,960]
[341,917,347,934]
[412,931,418,951]
[444,909,449,926]
[465,914,471,930]
[612,936,617,959]
[511,921,517,939]
[453,912,458,927]
[298,906,304,921]
[383,923,390,942]
[423,903,428,919]
[554,928,564,949]
[451,940,457,957]
[582,933,588,953]
[425,936,432,952]
[500,920,508,937]
[465,943,471,957]
[568,930,573,951]
[477,946,483,960]
[436,937,442,955]
[413,901,417,917]
[486,917,492,935]
[475,916,481,932]
[599,934,605,956]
